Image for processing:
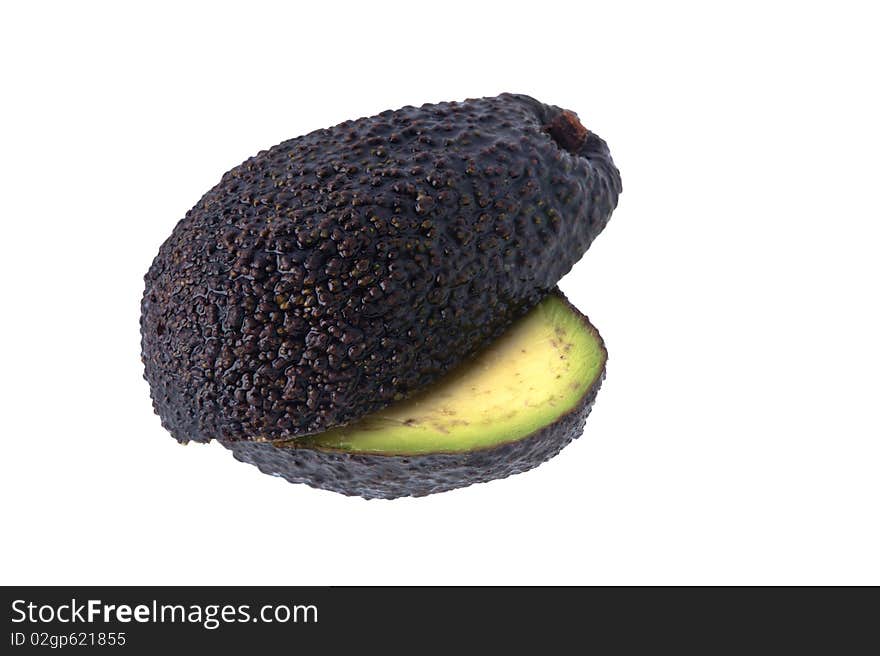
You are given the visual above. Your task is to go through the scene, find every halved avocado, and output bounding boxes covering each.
[222,291,606,499]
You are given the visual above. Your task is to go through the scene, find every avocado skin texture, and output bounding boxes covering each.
[220,293,606,499]
[142,94,621,443]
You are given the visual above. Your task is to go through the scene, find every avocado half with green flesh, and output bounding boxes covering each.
[141,94,621,443]
[222,290,605,498]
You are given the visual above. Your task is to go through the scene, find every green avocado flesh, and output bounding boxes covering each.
[291,294,604,455]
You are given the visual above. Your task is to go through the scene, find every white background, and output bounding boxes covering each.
[1,2,878,585]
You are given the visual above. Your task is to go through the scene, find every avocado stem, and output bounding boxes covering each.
[545,110,590,154]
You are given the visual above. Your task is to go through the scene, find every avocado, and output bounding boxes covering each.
[141,94,621,443]
[221,290,606,498]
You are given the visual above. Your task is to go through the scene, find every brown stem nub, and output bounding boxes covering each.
[545,110,590,154]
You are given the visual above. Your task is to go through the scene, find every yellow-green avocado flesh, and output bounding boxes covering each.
[223,291,606,498]
[291,293,605,455]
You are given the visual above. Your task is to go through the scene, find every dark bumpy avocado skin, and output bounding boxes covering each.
[221,294,606,499]
[142,94,621,443]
